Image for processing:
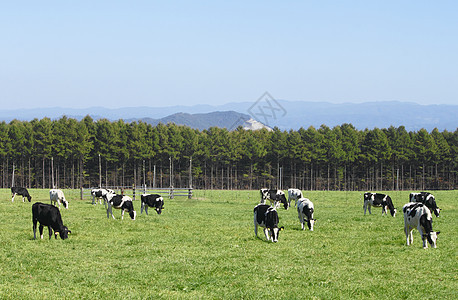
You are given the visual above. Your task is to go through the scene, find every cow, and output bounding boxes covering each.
[103,192,136,220]
[260,188,289,210]
[363,192,396,217]
[409,192,440,217]
[403,202,440,249]
[141,194,164,215]
[297,198,316,231]
[32,202,71,240]
[50,189,69,209]
[253,204,284,242]
[91,188,114,206]
[11,186,32,202]
[287,188,303,207]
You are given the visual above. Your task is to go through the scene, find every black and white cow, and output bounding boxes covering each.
[91,188,114,206]
[287,188,303,207]
[363,192,397,217]
[103,192,136,220]
[297,198,316,231]
[260,188,289,210]
[50,189,68,209]
[11,186,32,202]
[32,202,71,240]
[141,194,164,215]
[409,192,440,217]
[253,204,284,242]
[403,202,440,249]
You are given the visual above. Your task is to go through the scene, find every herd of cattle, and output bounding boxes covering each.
[10,186,440,248]
[254,188,441,248]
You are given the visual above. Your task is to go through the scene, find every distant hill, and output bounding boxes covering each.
[0,100,456,131]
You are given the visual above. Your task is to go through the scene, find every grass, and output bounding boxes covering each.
[0,188,456,299]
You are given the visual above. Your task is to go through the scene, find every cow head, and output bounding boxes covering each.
[433,208,441,217]
[155,198,164,214]
[423,231,440,248]
[27,195,32,202]
[54,226,71,240]
[390,208,397,217]
[62,199,69,209]
[269,226,284,243]
[129,210,137,220]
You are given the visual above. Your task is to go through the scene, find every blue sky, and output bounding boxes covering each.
[1,1,457,109]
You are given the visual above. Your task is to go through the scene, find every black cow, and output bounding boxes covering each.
[141,194,164,215]
[253,204,284,242]
[11,186,32,202]
[260,188,289,210]
[103,192,136,220]
[403,202,440,248]
[32,202,71,240]
[363,192,397,217]
[409,192,440,217]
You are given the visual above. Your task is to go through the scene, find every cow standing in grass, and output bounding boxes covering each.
[11,187,32,202]
[141,194,164,215]
[103,192,136,220]
[50,189,68,209]
[410,192,440,217]
[403,202,440,249]
[260,188,289,210]
[32,202,71,240]
[253,204,284,242]
[91,188,114,206]
[288,188,303,207]
[363,192,396,217]
[297,198,316,231]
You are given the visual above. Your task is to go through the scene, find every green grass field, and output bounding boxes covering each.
[0,189,456,299]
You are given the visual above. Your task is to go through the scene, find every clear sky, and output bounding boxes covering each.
[1,1,457,109]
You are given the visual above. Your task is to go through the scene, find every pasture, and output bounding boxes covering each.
[0,189,456,299]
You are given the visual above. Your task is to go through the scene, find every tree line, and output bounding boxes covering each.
[0,116,456,191]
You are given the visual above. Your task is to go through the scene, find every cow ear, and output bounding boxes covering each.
[279,226,284,231]
[54,232,59,236]
[68,230,72,234]
[436,231,440,235]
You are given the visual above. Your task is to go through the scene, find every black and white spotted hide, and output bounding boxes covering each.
[260,188,289,210]
[403,202,440,249]
[363,192,396,217]
[104,193,136,220]
[253,204,284,242]
[297,198,316,231]
[141,194,164,215]
[409,192,440,217]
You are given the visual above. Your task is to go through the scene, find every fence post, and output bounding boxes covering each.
[133,184,136,200]
[170,186,174,199]
[80,187,83,200]
[188,188,192,199]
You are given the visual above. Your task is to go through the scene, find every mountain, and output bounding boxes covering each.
[0,101,456,131]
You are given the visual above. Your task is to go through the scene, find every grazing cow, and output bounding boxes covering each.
[32,202,71,240]
[141,194,164,215]
[410,192,440,217]
[260,188,289,210]
[363,192,397,217]
[11,186,32,202]
[103,192,136,220]
[297,198,316,231]
[91,188,114,205]
[287,188,303,207]
[50,189,68,209]
[254,204,284,242]
[403,202,440,249]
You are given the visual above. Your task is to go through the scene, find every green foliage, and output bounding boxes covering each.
[0,189,456,299]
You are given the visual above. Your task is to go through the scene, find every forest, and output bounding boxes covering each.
[0,116,456,191]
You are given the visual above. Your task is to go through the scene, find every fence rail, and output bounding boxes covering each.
[81,185,192,200]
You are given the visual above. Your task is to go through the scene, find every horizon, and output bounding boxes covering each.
[1,1,457,109]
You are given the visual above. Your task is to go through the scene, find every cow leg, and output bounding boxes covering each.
[418,227,428,249]
[92,195,96,205]
[107,204,115,219]
[121,209,125,220]
[48,226,54,239]
[368,205,372,215]
[145,206,149,215]
[363,201,367,215]
[141,202,144,214]
[254,215,258,237]
[11,193,16,202]
[39,225,44,239]
[33,221,38,239]
[22,196,25,202]
[264,228,271,241]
